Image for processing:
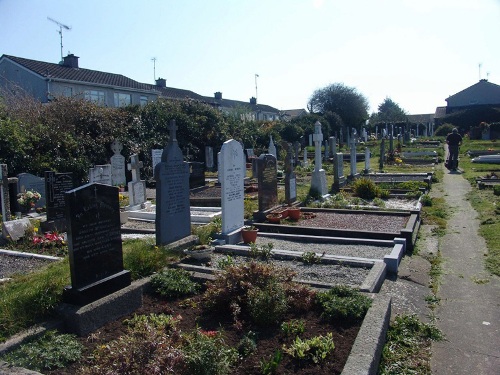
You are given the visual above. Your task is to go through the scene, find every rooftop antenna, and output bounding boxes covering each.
[255,73,259,103]
[151,57,157,82]
[47,17,71,62]
[478,62,482,80]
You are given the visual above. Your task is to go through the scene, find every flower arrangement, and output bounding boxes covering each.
[17,190,41,209]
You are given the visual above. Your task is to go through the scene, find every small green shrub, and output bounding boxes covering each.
[260,349,283,375]
[316,285,372,320]
[123,239,170,280]
[283,333,335,363]
[378,189,391,199]
[301,251,322,264]
[281,319,306,337]
[493,185,500,196]
[373,197,386,207]
[124,313,180,331]
[217,255,235,269]
[1,330,82,371]
[421,194,433,207]
[150,268,200,298]
[353,178,379,200]
[249,242,274,260]
[237,331,257,357]
[182,329,238,375]
[247,281,289,326]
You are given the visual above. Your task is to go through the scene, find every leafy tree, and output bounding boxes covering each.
[307,83,369,129]
[369,97,407,125]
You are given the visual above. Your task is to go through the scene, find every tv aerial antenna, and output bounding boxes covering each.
[47,17,72,62]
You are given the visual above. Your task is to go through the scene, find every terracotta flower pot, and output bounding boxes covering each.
[266,213,282,224]
[241,227,258,243]
[288,208,301,220]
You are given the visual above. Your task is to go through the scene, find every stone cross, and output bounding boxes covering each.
[313,121,323,172]
[128,154,143,182]
[168,119,178,143]
[111,139,123,155]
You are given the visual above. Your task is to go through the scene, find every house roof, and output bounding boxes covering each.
[406,113,434,123]
[434,106,447,118]
[2,55,154,92]
[281,108,308,119]
[446,79,500,107]
[203,96,279,113]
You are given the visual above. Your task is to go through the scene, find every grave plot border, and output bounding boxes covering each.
[253,207,420,251]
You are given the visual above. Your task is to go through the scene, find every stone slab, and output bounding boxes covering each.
[2,218,32,241]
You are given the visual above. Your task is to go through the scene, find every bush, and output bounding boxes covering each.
[316,285,372,320]
[493,185,500,196]
[421,194,433,207]
[150,268,200,298]
[434,123,455,136]
[353,178,380,200]
[1,330,82,372]
[123,239,170,280]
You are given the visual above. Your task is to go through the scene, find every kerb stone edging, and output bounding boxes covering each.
[341,294,391,375]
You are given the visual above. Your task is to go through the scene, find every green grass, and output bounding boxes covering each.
[378,314,443,375]
[0,259,69,342]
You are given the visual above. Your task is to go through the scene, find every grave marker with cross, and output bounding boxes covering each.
[127,154,146,207]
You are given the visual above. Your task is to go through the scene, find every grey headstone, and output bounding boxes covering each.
[110,140,126,187]
[350,140,357,177]
[63,183,130,305]
[152,149,163,173]
[45,171,73,222]
[154,120,191,246]
[283,142,297,205]
[311,121,327,196]
[127,154,146,207]
[17,173,46,208]
[0,164,11,221]
[268,136,277,159]
[89,165,112,185]
[2,217,32,241]
[205,146,214,170]
[189,162,205,189]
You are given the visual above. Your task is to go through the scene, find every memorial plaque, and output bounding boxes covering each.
[155,120,191,245]
[64,183,130,305]
[257,154,278,212]
[45,171,73,221]
[189,162,205,189]
[17,173,46,208]
[220,139,245,235]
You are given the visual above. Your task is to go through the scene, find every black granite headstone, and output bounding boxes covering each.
[45,171,73,225]
[257,154,278,212]
[189,162,205,189]
[63,183,130,305]
[155,120,191,245]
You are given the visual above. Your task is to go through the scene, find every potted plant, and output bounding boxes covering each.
[184,240,214,260]
[271,207,288,219]
[17,190,41,213]
[266,213,282,224]
[241,225,259,243]
[288,207,301,220]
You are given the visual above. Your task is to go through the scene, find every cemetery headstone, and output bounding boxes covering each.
[311,121,327,196]
[329,136,337,157]
[89,165,112,186]
[45,171,73,227]
[110,140,126,187]
[127,154,147,207]
[333,153,345,191]
[283,142,297,205]
[219,139,245,238]
[364,148,371,173]
[63,183,131,305]
[293,142,301,167]
[17,173,46,209]
[309,134,313,147]
[268,136,277,159]
[350,139,357,177]
[189,162,205,189]
[205,146,214,171]
[389,134,394,155]
[2,217,32,241]
[303,148,308,167]
[0,164,11,221]
[379,138,386,170]
[257,154,278,213]
[246,148,255,161]
[154,120,191,245]
[152,149,163,174]
[324,140,329,160]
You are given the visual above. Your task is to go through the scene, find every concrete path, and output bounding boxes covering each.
[431,167,500,374]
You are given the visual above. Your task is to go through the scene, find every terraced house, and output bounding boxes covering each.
[0,53,284,121]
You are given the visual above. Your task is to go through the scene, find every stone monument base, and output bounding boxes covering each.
[58,278,146,336]
[311,169,328,196]
[62,270,131,306]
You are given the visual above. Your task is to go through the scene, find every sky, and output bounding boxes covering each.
[1,0,499,115]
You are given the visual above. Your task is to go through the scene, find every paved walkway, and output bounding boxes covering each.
[431,166,500,374]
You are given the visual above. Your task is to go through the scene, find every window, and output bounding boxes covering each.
[61,86,73,97]
[84,90,105,104]
[114,93,131,107]
[140,95,148,106]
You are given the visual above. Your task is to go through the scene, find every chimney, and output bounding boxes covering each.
[250,97,257,105]
[62,54,79,68]
[214,92,222,100]
[156,78,166,87]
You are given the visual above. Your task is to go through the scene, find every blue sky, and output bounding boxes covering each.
[1,0,499,115]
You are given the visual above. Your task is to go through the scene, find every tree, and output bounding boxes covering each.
[307,83,369,129]
[370,97,407,125]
